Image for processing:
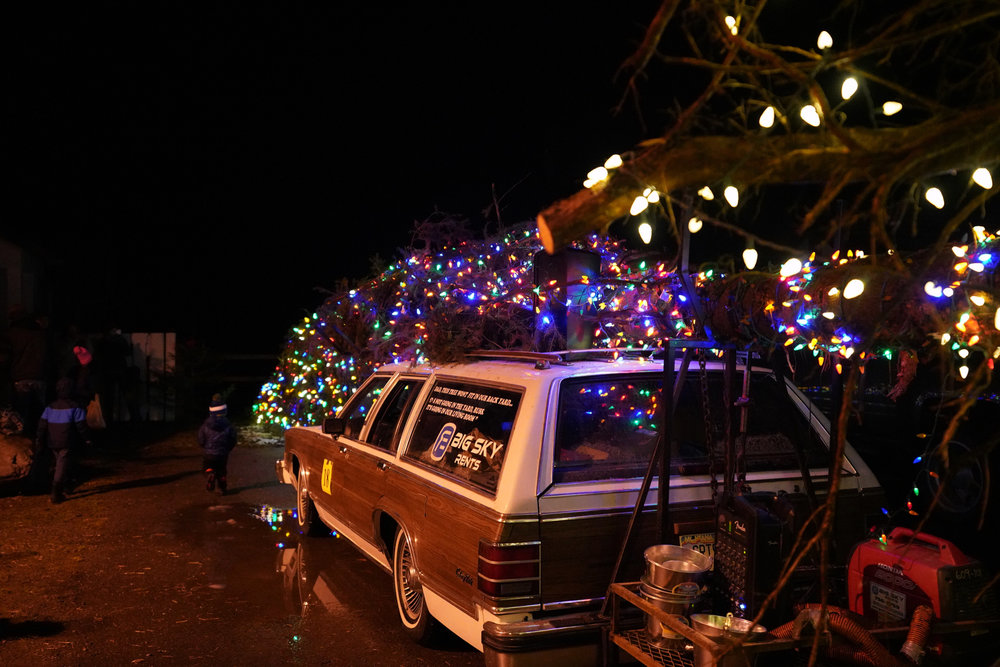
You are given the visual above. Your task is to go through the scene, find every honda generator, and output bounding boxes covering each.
[848,526,998,624]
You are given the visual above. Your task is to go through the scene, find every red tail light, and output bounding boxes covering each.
[478,541,541,598]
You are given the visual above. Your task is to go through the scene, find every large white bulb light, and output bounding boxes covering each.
[973,167,993,190]
[638,222,653,245]
[800,105,821,127]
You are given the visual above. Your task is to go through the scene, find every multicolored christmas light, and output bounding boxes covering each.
[253,221,1000,429]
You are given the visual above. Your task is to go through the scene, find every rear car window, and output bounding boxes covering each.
[554,371,829,483]
[404,379,522,494]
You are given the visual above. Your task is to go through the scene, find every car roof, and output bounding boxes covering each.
[373,350,767,387]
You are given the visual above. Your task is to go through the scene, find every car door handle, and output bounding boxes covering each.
[339,446,348,454]
[377,460,389,471]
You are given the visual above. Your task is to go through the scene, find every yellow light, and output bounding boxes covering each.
[586,166,608,182]
[780,258,803,278]
[817,31,833,50]
[828,287,840,296]
[841,77,858,100]
[742,247,758,270]
[973,226,987,243]
[698,186,714,201]
[759,106,775,128]
[971,294,986,307]
[630,195,649,215]
[941,333,951,345]
[725,15,738,35]
[604,154,623,169]
[724,186,739,207]
[800,105,821,127]
[972,167,993,189]
[688,217,703,233]
[882,101,903,115]
[925,187,945,209]
[638,222,653,245]
[951,245,968,257]
[645,189,660,203]
[843,279,865,299]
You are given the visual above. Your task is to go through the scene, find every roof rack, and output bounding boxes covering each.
[464,347,668,369]
[463,349,570,370]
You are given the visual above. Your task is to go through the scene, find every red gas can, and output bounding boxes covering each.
[848,527,997,625]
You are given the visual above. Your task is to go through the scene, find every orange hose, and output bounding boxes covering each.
[769,604,934,666]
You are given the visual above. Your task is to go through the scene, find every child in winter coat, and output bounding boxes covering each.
[36,377,91,504]
[198,394,237,494]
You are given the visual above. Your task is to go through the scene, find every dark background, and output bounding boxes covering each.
[4,2,664,354]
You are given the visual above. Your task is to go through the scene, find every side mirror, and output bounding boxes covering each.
[323,417,346,436]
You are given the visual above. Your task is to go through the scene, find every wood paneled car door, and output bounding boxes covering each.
[332,376,426,543]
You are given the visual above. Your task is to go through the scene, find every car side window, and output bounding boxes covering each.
[338,375,391,439]
[365,379,425,451]
[553,372,830,483]
[405,379,522,495]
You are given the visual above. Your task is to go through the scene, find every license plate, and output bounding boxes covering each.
[679,532,715,561]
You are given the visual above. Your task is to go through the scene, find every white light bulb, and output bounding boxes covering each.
[604,154,623,169]
[688,217,703,233]
[800,105,821,127]
[638,222,653,245]
[973,167,993,189]
[843,279,865,299]
[698,186,714,201]
[630,195,649,215]
[646,190,660,203]
[780,258,803,278]
[971,294,986,307]
[925,187,945,209]
[924,282,943,298]
[742,247,758,270]
[759,106,775,128]
[817,31,833,50]
[725,15,738,35]
[841,77,858,100]
[995,306,1000,330]
[959,365,969,380]
[882,101,902,116]
[587,166,608,182]
[724,186,739,207]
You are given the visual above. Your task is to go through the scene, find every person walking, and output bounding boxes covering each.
[36,377,91,504]
[198,394,237,495]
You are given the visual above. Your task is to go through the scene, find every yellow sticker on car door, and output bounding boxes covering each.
[321,459,333,494]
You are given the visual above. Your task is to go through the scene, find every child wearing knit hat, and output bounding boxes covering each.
[197,393,237,494]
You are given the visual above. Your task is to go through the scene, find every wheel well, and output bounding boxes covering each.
[291,456,301,477]
[377,511,399,561]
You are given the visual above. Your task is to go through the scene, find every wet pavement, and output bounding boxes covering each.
[0,425,482,666]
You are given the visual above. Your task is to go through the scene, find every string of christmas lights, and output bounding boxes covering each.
[253,220,1000,430]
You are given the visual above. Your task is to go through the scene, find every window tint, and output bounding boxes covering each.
[365,379,424,451]
[338,375,391,438]
[554,371,829,483]
[405,380,522,494]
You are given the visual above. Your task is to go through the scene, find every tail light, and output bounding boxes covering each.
[478,540,540,598]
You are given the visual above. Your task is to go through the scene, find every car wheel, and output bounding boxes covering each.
[296,466,326,537]
[392,528,438,644]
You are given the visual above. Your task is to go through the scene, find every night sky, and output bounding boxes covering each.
[6,2,663,353]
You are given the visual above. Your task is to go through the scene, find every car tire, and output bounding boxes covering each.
[392,527,438,644]
[296,466,326,537]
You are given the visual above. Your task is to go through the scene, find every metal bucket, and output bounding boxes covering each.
[643,544,713,590]
[639,579,698,643]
